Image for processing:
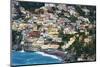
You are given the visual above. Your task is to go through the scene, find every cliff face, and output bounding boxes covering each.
[19,1,44,10]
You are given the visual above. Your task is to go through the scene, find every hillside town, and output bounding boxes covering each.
[11,0,96,63]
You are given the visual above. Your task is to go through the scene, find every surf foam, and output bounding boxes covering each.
[35,51,62,61]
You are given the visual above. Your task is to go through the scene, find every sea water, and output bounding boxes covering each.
[12,51,63,66]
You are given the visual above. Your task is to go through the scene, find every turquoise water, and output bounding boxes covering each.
[12,51,63,66]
